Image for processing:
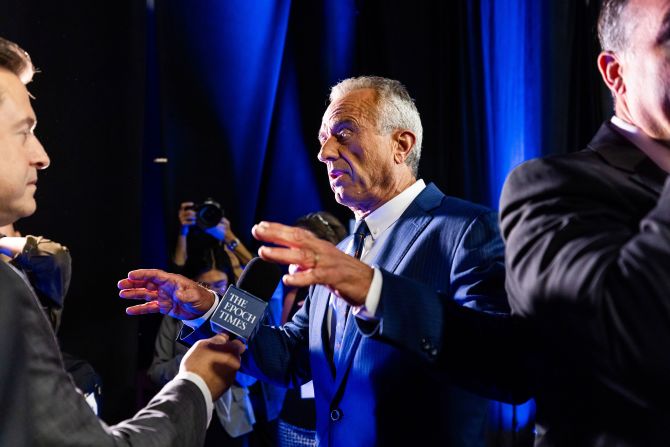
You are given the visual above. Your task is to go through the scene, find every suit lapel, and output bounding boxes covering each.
[368,183,443,274]
[311,284,337,382]
[332,183,444,389]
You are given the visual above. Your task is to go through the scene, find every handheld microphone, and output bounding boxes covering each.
[210,257,282,341]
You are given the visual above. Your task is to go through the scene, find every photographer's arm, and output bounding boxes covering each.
[223,218,253,265]
[173,202,195,267]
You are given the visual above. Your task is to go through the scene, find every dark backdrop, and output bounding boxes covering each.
[1,0,607,429]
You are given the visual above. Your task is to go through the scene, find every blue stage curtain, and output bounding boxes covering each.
[146,0,360,247]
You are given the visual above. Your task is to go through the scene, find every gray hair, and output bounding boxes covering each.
[597,0,632,52]
[329,76,423,177]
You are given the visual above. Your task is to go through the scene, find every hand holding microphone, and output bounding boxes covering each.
[181,333,246,400]
[117,258,281,401]
[209,257,282,340]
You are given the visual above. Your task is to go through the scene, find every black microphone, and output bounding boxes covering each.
[210,257,282,341]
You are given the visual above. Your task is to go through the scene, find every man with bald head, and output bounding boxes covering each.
[500,0,670,445]
[0,36,246,446]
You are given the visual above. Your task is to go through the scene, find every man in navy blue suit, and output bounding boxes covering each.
[121,77,511,446]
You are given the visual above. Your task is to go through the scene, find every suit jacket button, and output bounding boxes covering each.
[330,409,342,422]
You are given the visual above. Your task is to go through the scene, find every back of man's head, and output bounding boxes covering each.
[329,76,423,177]
[598,0,632,52]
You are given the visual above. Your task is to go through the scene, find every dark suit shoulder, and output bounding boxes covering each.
[420,183,496,225]
[500,147,649,219]
[505,149,606,187]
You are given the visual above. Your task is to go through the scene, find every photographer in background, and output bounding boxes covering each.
[173,199,252,279]
[170,200,284,446]
[149,254,259,447]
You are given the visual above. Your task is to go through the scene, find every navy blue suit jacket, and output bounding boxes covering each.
[240,183,508,446]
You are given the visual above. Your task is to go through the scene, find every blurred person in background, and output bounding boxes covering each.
[174,200,253,279]
[165,203,285,446]
[150,252,260,446]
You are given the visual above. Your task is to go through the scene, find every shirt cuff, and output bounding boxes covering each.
[175,371,214,427]
[183,291,219,329]
[352,267,382,321]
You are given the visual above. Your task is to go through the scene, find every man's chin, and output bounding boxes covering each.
[333,191,350,207]
[16,200,37,219]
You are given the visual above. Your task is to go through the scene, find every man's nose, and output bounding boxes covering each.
[31,137,50,170]
[317,136,338,163]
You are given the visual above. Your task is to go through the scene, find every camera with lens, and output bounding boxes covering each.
[188,198,224,230]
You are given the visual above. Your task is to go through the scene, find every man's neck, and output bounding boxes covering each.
[350,176,417,220]
[611,115,670,173]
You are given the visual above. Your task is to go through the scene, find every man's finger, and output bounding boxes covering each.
[126,269,172,283]
[257,245,319,269]
[208,333,230,344]
[210,338,247,357]
[118,288,159,301]
[252,221,316,249]
[125,301,161,315]
[229,339,247,355]
[282,270,319,288]
[117,278,150,289]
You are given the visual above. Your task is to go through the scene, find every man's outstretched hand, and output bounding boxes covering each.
[252,221,373,306]
[118,269,215,320]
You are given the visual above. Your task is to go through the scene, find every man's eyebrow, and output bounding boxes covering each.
[318,118,357,141]
[11,117,36,131]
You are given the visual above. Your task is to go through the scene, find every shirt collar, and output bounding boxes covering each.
[360,179,426,240]
[610,116,669,158]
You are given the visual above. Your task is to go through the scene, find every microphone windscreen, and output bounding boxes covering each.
[236,257,282,302]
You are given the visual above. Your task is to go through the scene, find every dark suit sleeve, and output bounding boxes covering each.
[239,288,312,388]
[4,257,210,447]
[0,266,30,446]
[148,316,185,386]
[34,352,209,447]
[500,158,670,404]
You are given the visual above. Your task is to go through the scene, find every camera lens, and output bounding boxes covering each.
[196,199,223,229]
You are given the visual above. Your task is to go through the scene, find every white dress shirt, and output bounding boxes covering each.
[330,179,427,329]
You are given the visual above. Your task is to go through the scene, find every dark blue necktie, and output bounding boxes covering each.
[331,220,370,355]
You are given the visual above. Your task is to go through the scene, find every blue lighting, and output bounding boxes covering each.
[190,0,290,231]
[322,0,356,85]
[480,0,544,207]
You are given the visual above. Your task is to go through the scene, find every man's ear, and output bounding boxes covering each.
[597,51,626,96]
[393,130,416,164]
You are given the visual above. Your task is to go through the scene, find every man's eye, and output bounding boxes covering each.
[19,129,32,140]
[337,129,352,139]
